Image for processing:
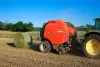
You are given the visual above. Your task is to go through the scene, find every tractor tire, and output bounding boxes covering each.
[39,41,51,53]
[83,34,100,59]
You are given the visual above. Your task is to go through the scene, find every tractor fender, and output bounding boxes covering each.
[80,31,100,48]
[85,32,100,38]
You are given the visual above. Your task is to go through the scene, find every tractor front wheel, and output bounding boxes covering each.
[39,41,51,53]
[83,34,100,59]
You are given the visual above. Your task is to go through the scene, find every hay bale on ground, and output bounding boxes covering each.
[14,33,32,48]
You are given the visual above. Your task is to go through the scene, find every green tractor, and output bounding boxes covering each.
[82,18,100,58]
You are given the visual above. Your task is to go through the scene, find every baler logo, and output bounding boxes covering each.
[57,30,64,33]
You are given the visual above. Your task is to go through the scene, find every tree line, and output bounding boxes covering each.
[0,20,96,32]
[0,21,41,32]
[77,24,95,31]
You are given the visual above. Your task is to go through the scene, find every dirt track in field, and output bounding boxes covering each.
[0,37,100,67]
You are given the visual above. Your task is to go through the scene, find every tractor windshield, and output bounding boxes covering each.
[95,18,100,30]
[98,22,100,30]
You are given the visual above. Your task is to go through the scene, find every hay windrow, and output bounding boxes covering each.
[14,32,32,48]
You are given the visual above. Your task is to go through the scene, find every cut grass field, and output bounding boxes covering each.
[0,30,100,67]
[0,30,40,40]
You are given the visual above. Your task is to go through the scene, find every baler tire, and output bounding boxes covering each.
[39,41,51,53]
[83,34,100,59]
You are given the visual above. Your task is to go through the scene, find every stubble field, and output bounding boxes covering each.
[0,30,100,67]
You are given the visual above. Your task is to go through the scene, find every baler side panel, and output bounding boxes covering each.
[44,20,69,45]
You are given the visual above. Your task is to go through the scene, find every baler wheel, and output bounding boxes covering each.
[39,41,51,53]
[83,34,100,59]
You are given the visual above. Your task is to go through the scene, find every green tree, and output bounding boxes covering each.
[0,21,3,30]
[11,21,24,32]
[16,21,24,31]
[11,24,17,31]
[25,22,34,31]
[6,23,13,30]
[11,21,34,32]
[78,25,87,31]
[86,24,93,30]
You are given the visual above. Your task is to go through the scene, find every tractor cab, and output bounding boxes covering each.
[95,18,100,30]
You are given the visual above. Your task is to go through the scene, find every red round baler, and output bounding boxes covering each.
[39,20,76,54]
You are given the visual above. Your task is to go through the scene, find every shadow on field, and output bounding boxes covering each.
[7,41,41,51]
[66,34,85,57]
[7,43,15,47]
[7,40,85,58]
[29,40,41,52]
[68,48,84,57]
[68,40,85,57]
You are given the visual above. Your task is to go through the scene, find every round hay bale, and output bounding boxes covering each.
[14,32,32,48]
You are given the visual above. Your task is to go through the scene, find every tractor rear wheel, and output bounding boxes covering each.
[83,34,100,58]
[39,41,51,53]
